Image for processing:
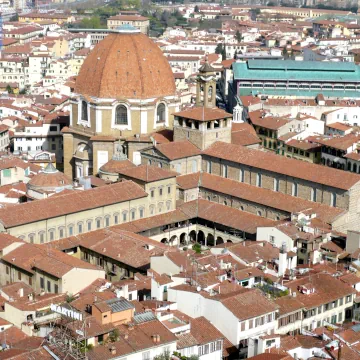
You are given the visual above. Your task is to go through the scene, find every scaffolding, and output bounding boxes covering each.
[46,309,89,360]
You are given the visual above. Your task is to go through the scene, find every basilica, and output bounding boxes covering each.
[63,25,180,179]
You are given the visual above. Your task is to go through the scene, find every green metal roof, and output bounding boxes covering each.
[239,87,360,98]
[233,60,360,83]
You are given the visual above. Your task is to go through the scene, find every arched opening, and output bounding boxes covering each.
[227,239,233,243]
[208,86,213,102]
[81,101,88,121]
[353,163,358,173]
[197,230,205,245]
[169,235,178,246]
[348,162,352,171]
[115,105,128,125]
[161,238,168,244]
[216,236,224,245]
[326,159,331,166]
[180,233,187,245]
[207,233,215,247]
[189,230,197,243]
[157,103,166,123]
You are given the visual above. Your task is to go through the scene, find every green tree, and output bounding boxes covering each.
[154,350,171,360]
[109,329,120,342]
[80,16,103,29]
[235,30,242,42]
[192,243,201,254]
[6,85,13,94]
[215,43,223,54]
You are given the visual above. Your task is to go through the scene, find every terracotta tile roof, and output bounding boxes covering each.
[174,106,232,121]
[0,327,28,348]
[116,165,178,182]
[202,141,360,190]
[0,282,33,300]
[197,172,345,224]
[231,123,261,146]
[0,180,147,228]
[177,172,200,190]
[87,319,177,360]
[286,139,321,151]
[327,122,352,131]
[0,233,24,251]
[108,14,149,21]
[220,288,278,321]
[99,159,136,174]
[311,133,360,151]
[275,295,305,316]
[196,199,275,234]
[75,32,176,100]
[249,110,290,130]
[63,229,170,270]
[2,243,100,277]
[286,273,356,309]
[154,140,201,160]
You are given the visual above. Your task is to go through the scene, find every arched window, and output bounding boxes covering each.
[77,222,83,234]
[208,86,213,101]
[150,205,155,215]
[28,233,35,244]
[105,215,110,227]
[87,220,92,231]
[81,101,88,121]
[130,209,136,221]
[114,213,119,225]
[96,218,102,229]
[39,231,45,244]
[68,224,74,236]
[115,105,128,125]
[166,201,172,211]
[157,104,166,123]
[59,227,65,239]
[353,163,358,173]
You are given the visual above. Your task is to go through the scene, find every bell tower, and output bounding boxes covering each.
[196,56,217,108]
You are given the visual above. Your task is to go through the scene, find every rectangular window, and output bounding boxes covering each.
[159,188,163,196]
[139,208,144,218]
[59,229,64,239]
[47,281,51,292]
[87,222,92,231]
[97,219,101,228]
[256,173,262,187]
[331,192,337,207]
[239,168,244,182]
[207,160,212,174]
[18,272,21,280]
[50,231,54,241]
[6,266,9,275]
[222,164,228,178]
[105,217,110,227]
[292,182,298,197]
[131,211,135,220]
[54,284,58,294]
[151,190,154,198]
[168,185,171,194]
[274,178,279,192]
[269,236,275,244]
[69,226,73,236]
[78,224,82,234]
[311,188,317,202]
[241,322,245,331]
[114,215,119,224]
[3,169,10,177]
[122,213,127,222]
[40,277,44,289]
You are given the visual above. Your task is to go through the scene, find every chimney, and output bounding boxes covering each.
[18,288,24,298]
[110,346,116,355]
